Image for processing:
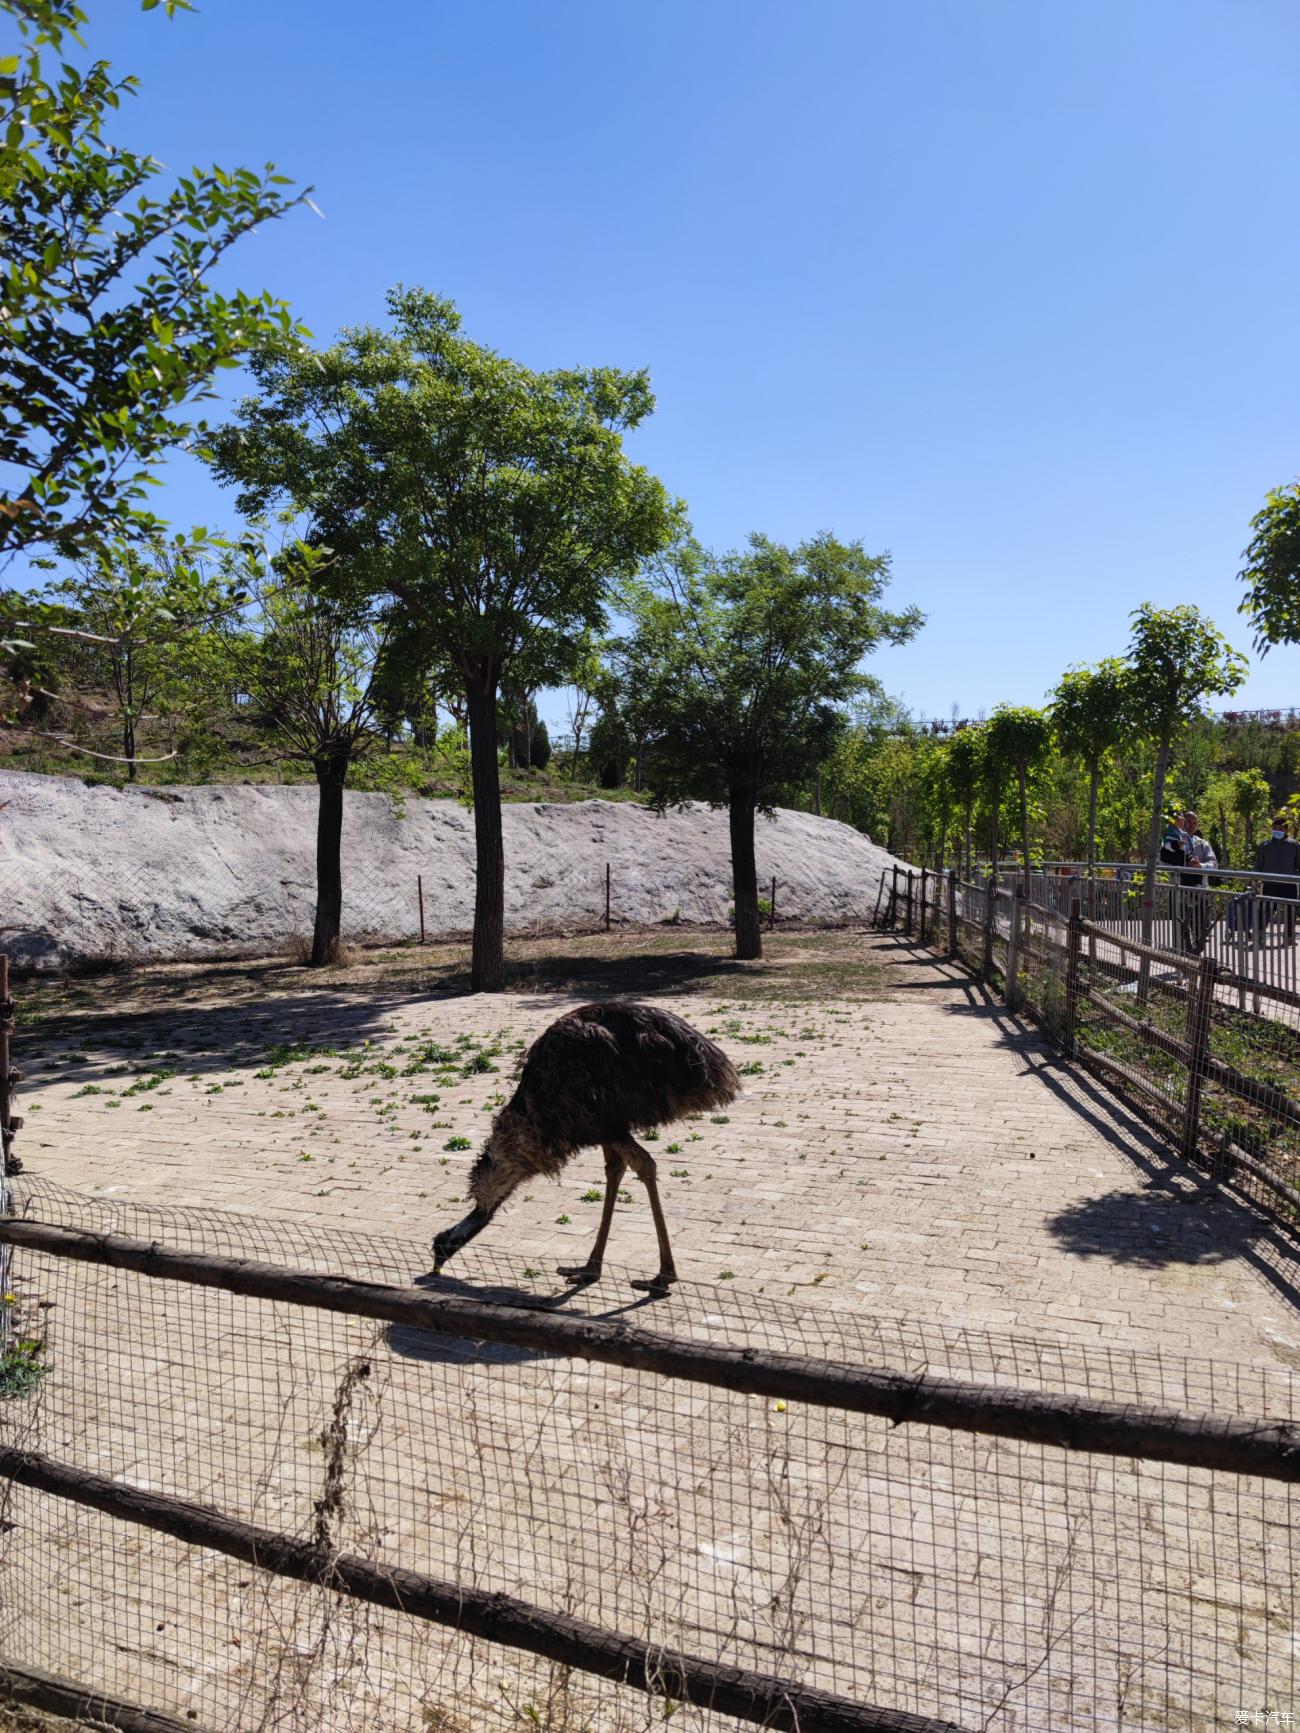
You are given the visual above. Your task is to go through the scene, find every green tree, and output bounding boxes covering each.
[1239,480,1300,649]
[1050,660,1131,871]
[986,706,1053,890]
[1226,766,1272,861]
[944,724,986,878]
[218,559,389,966]
[620,532,921,959]
[34,531,239,777]
[1125,604,1246,959]
[0,0,309,564]
[207,287,676,990]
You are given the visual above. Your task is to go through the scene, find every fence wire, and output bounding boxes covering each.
[1,1176,1297,1732]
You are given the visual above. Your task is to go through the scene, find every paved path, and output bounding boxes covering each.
[19,931,1300,1374]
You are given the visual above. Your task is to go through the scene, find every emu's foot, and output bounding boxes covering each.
[557,1263,602,1286]
[630,1270,677,1298]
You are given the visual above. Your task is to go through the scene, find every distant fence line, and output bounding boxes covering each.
[876,863,1300,1224]
[0,857,797,971]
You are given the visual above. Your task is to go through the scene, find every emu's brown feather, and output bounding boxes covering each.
[467,1000,739,1205]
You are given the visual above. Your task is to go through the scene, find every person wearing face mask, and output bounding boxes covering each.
[1255,815,1300,940]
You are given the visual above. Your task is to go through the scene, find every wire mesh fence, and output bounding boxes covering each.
[1,1174,1298,1732]
[0,857,803,972]
[881,866,1300,1228]
[0,856,632,972]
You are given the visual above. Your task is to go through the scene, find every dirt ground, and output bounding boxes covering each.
[5,924,1300,1731]
[13,924,1300,1362]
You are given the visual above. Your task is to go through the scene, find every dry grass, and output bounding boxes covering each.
[0,1708,85,1732]
[14,923,899,1032]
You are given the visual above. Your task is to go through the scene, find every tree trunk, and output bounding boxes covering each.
[634,737,644,793]
[1139,737,1172,988]
[1018,764,1030,893]
[310,751,350,967]
[123,714,136,782]
[729,786,763,961]
[467,670,506,992]
[1086,758,1100,872]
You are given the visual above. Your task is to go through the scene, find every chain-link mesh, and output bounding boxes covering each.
[1,1175,1297,1732]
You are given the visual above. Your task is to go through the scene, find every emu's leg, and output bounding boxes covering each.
[558,1145,625,1285]
[623,1138,678,1296]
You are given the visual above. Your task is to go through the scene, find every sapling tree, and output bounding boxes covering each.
[1050,660,1131,871]
[207,288,675,990]
[986,706,1053,891]
[944,724,986,880]
[218,546,389,966]
[1125,604,1246,959]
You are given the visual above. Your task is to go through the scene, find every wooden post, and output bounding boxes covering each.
[417,875,426,946]
[605,862,611,932]
[769,875,777,930]
[905,870,914,936]
[919,868,928,945]
[947,870,958,958]
[1182,954,1219,1165]
[1063,906,1083,1057]
[1005,888,1024,1012]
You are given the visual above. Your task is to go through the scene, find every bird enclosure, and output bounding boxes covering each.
[0,1176,1296,1733]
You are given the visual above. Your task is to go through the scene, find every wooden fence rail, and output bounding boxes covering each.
[4,1219,1300,1480]
[0,1445,956,1733]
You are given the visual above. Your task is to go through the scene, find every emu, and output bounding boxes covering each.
[432,1001,740,1294]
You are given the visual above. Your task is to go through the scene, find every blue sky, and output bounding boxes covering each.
[58,0,1300,725]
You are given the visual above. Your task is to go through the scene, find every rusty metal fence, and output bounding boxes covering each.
[879,865,1300,1228]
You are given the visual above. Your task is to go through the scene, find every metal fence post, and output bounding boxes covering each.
[889,864,900,928]
[417,875,426,946]
[1006,887,1024,1012]
[981,879,996,981]
[770,875,777,931]
[1182,955,1219,1165]
[919,868,929,946]
[605,862,611,932]
[947,870,958,958]
[905,871,914,936]
[1063,907,1083,1058]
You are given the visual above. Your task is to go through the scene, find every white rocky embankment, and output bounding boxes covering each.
[0,770,902,967]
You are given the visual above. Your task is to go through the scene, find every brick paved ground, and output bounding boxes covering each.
[7,928,1300,1731]
[17,930,1300,1374]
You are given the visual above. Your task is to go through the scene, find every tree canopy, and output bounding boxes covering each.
[208,285,677,988]
[614,530,922,957]
[1239,480,1300,651]
[0,0,310,568]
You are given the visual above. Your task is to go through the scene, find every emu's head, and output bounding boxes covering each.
[431,1110,531,1273]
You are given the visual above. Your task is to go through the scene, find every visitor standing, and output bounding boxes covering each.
[1254,816,1300,940]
